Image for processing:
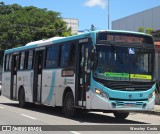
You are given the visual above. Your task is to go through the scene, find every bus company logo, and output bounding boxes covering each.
[64,78,67,85]
[140,94,143,97]
[128,94,132,99]
[64,78,74,85]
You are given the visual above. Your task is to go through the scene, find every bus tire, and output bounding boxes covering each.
[113,112,129,119]
[63,92,75,117]
[18,88,26,108]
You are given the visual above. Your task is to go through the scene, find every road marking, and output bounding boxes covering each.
[21,114,37,120]
[0,106,4,109]
[70,131,81,134]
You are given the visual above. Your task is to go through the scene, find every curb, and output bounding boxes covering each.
[135,110,160,116]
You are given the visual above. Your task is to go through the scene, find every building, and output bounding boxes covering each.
[112,6,160,32]
[153,30,160,89]
[63,18,79,34]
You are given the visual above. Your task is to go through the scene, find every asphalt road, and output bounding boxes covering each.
[0,96,159,134]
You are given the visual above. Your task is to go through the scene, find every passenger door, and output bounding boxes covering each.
[33,49,44,103]
[11,54,19,100]
[76,38,92,107]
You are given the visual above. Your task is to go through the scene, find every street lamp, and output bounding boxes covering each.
[108,0,110,30]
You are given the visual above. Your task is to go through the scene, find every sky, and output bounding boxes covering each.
[2,0,160,31]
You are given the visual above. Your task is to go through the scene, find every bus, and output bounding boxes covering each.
[2,30,156,119]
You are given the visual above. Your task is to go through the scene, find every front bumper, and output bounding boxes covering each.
[87,90,155,111]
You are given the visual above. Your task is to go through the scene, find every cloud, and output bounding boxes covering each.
[84,0,107,9]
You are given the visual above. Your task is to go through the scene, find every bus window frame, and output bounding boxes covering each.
[45,44,60,69]
[60,43,76,68]
[4,54,10,72]
[19,51,25,70]
[27,50,34,70]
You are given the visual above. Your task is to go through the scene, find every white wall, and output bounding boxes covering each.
[112,6,160,31]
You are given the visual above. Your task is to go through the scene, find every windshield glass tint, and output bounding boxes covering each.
[94,45,153,82]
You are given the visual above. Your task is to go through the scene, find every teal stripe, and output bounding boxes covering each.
[47,71,56,103]
[5,44,37,54]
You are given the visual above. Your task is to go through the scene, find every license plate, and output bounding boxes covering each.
[124,103,135,107]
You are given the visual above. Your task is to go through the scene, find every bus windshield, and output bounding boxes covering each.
[94,45,154,82]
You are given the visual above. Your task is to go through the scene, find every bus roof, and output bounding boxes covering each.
[25,37,65,46]
[4,30,152,54]
[98,30,152,36]
[5,32,94,54]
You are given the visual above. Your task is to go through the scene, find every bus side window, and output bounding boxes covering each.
[8,55,12,71]
[27,50,34,69]
[20,52,25,70]
[5,55,10,71]
[69,44,75,67]
[25,51,29,69]
[45,46,59,68]
[60,43,75,68]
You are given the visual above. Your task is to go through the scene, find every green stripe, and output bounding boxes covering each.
[104,72,129,78]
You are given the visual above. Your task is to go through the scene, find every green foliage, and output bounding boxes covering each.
[138,27,145,33]
[146,28,153,35]
[138,27,153,35]
[0,3,71,49]
[0,2,71,65]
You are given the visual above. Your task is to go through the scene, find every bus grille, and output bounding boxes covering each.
[103,81,154,91]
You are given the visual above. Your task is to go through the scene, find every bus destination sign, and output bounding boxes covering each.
[98,32,153,44]
[107,35,143,43]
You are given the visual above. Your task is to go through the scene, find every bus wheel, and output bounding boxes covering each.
[18,88,26,108]
[113,112,129,119]
[63,92,75,117]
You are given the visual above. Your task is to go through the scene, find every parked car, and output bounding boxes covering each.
[0,81,2,96]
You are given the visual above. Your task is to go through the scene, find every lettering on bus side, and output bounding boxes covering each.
[64,78,74,85]
[35,47,45,51]
[13,52,19,55]
[79,38,89,44]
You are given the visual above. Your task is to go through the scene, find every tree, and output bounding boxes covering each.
[0,3,71,49]
[138,27,145,33]
[146,28,153,35]
[138,27,153,35]
[0,2,71,64]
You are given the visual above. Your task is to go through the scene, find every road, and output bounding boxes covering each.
[0,96,159,134]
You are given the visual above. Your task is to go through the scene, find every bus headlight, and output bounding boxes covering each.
[95,88,101,94]
[95,88,109,99]
[148,91,155,102]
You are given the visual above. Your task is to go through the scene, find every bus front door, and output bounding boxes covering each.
[11,54,19,100]
[33,50,44,103]
[76,42,91,107]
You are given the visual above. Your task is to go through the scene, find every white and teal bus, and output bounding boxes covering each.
[2,30,156,119]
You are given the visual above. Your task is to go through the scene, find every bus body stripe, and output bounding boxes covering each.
[47,71,56,103]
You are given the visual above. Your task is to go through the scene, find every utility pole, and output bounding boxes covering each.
[108,0,110,30]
